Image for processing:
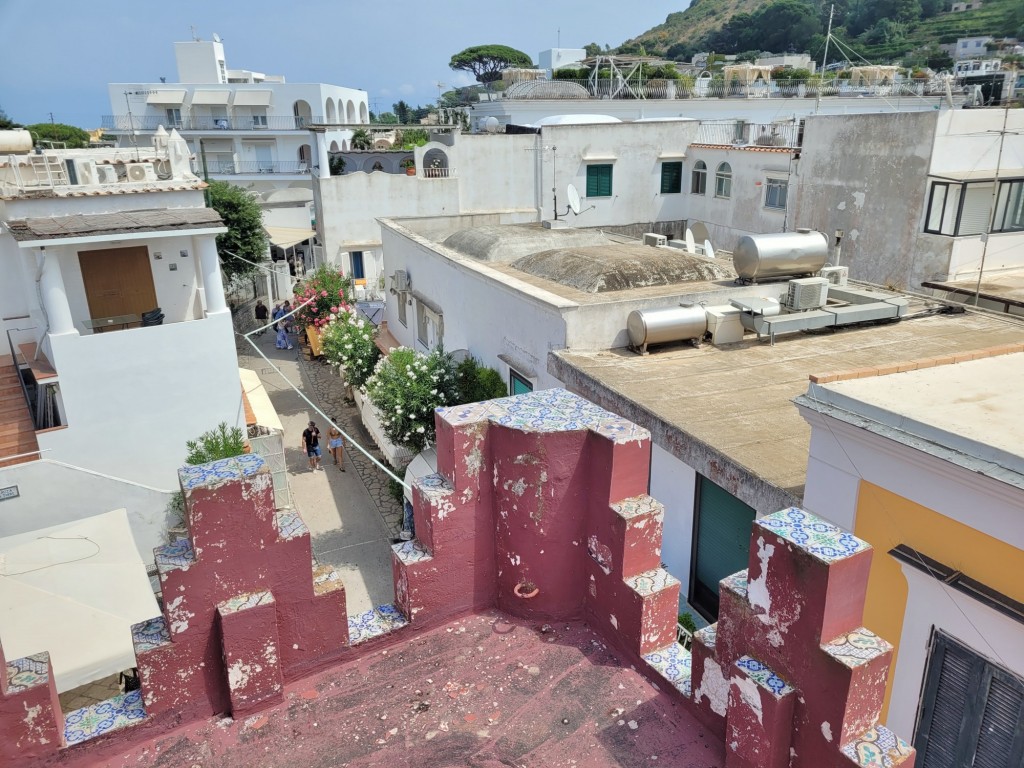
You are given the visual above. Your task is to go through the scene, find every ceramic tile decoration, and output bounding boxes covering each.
[64,690,147,746]
[275,510,309,540]
[757,507,869,563]
[643,642,692,695]
[841,725,913,768]
[625,567,680,596]
[612,495,664,520]
[438,389,649,445]
[392,538,431,565]
[694,623,718,651]
[823,628,892,669]
[347,603,409,645]
[735,656,794,697]
[178,453,267,491]
[5,652,50,694]
[154,537,195,574]
[720,570,749,597]
[219,590,274,615]
[131,617,171,653]
[415,473,451,500]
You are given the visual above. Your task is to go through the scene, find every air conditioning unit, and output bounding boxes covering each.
[786,277,830,311]
[125,162,157,182]
[393,269,410,292]
[819,266,849,287]
[68,159,96,185]
[643,233,667,247]
[95,165,118,184]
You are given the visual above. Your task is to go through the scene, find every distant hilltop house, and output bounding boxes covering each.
[956,35,994,58]
[950,0,982,11]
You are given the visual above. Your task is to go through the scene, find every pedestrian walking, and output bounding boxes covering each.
[302,420,322,471]
[271,303,282,332]
[281,300,294,334]
[254,300,269,336]
[327,423,345,471]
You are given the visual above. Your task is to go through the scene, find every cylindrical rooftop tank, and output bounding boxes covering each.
[627,306,708,352]
[0,130,33,154]
[733,229,829,282]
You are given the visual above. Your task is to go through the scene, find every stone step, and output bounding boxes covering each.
[840,724,915,767]
[63,689,147,746]
[642,640,692,697]
[624,566,679,598]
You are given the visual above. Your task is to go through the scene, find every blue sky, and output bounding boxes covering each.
[0,0,685,127]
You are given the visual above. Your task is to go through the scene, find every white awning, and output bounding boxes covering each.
[658,151,687,159]
[146,90,187,105]
[232,90,273,107]
[0,510,160,693]
[240,368,283,432]
[265,226,314,249]
[191,90,231,105]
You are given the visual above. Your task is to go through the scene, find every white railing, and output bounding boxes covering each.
[421,167,456,179]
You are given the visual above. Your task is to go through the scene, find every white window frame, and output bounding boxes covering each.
[764,178,788,210]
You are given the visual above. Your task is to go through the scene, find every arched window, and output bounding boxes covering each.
[715,162,732,199]
[691,161,707,195]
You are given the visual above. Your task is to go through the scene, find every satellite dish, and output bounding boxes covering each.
[212,32,222,43]
[567,184,582,215]
[704,239,715,260]
[685,228,696,254]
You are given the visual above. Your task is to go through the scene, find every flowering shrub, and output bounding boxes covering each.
[320,306,380,388]
[293,265,350,330]
[364,346,458,452]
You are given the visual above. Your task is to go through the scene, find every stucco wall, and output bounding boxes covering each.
[380,222,569,391]
[40,310,243,489]
[792,111,943,289]
[650,443,697,605]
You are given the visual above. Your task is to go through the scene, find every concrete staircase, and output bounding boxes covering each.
[0,358,38,468]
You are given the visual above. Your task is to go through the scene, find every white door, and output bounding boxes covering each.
[254,144,273,172]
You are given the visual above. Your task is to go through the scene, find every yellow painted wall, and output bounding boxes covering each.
[854,481,1024,718]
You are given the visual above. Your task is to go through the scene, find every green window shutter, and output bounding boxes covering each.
[692,477,755,619]
[587,164,612,197]
[661,162,683,194]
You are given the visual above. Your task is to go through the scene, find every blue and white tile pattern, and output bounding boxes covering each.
[220,590,274,615]
[154,537,195,574]
[823,628,892,668]
[275,510,309,540]
[694,623,718,651]
[5,652,50,694]
[64,690,147,746]
[612,495,664,520]
[392,538,432,565]
[131,617,171,653]
[841,725,914,767]
[643,642,692,695]
[178,453,266,491]
[757,507,869,563]
[438,389,649,445]
[735,655,794,697]
[720,570,749,597]
[348,603,409,645]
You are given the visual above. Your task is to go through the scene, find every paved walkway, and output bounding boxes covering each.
[236,328,403,618]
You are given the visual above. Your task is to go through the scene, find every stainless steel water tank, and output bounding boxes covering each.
[733,230,829,282]
[627,306,708,353]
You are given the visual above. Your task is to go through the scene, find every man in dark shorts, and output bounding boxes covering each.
[254,300,269,336]
[302,420,322,471]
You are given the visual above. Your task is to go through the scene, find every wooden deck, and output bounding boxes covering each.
[0,356,39,467]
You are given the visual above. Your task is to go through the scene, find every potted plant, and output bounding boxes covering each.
[400,158,416,176]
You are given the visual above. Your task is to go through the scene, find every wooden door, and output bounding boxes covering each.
[78,246,158,322]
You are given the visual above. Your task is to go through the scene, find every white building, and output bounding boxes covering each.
[955,36,994,58]
[105,37,368,229]
[538,48,587,75]
[0,130,244,554]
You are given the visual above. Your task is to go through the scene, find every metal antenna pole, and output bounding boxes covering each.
[816,4,834,114]
[973,107,1011,306]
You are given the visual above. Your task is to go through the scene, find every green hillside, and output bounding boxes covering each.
[621,0,1023,66]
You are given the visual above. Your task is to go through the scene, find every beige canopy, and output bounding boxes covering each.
[723,65,774,85]
[849,66,900,85]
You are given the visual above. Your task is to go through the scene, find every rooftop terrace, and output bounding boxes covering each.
[551,303,1024,508]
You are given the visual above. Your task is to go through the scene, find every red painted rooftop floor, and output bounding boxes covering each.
[73,611,725,768]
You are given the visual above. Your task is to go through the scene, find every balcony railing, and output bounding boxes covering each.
[193,160,312,176]
[503,76,949,101]
[102,115,324,132]
[421,167,456,178]
[695,121,801,148]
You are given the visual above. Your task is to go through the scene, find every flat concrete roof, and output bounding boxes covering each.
[551,303,1024,509]
[923,271,1024,310]
[83,611,723,768]
[801,352,1024,487]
